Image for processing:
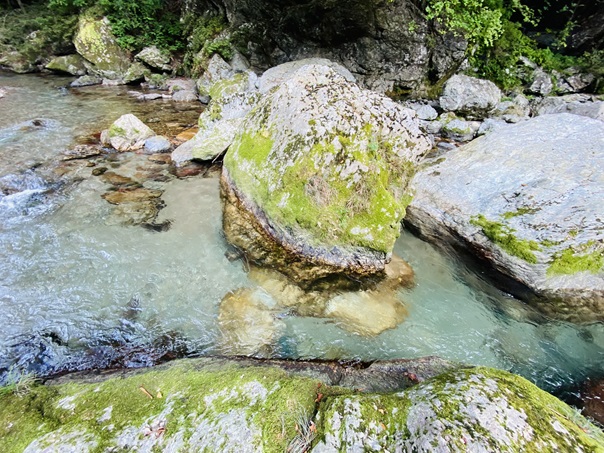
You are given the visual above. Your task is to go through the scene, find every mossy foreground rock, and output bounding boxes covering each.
[222,64,431,285]
[1,361,602,452]
[407,113,604,322]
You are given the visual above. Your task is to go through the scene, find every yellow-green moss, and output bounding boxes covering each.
[547,245,604,276]
[501,206,540,219]
[0,361,319,453]
[108,125,126,138]
[471,214,540,263]
[209,73,249,100]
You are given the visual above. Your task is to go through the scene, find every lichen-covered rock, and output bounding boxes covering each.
[407,113,604,322]
[106,114,156,152]
[440,74,502,118]
[73,16,131,79]
[45,54,87,76]
[313,367,604,452]
[135,46,171,71]
[222,64,431,285]
[172,71,259,164]
[70,74,102,87]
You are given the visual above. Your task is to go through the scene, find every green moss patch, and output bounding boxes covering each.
[548,244,604,276]
[471,214,541,263]
[0,361,319,453]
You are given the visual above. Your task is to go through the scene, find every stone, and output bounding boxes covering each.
[408,102,438,121]
[171,90,198,102]
[73,16,131,79]
[122,62,149,84]
[0,87,6,99]
[196,54,235,96]
[442,118,475,142]
[217,288,285,356]
[61,145,102,161]
[440,74,502,118]
[528,69,554,96]
[101,188,162,204]
[134,46,171,71]
[0,51,35,73]
[324,290,408,336]
[477,118,509,136]
[45,54,87,76]
[70,75,102,87]
[166,78,196,94]
[534,95,604,122]
[406,114,604,322]
[143,136,171,154]
[107,114,156,152]
[222,63,431,286]
[492,95,531,123]
[258,58,356,93]
[314,367,604,451]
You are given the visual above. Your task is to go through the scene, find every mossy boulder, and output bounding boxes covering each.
[73,16,131,80]
[222,63,431,285]
[313,367,604,451]
[1,361,602,452]
[407,113,604,322]
[45,54,87,76]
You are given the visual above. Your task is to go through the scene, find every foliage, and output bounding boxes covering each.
[182,14,231,75]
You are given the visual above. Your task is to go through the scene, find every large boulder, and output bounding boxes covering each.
[105,114,156,152]
[45,54,87,76]
[439,74,502,118]
[222,64,431,286]
[406,114,604,322]
[134,46,171,71]
[73,16,131,79]
[1,360,602,452]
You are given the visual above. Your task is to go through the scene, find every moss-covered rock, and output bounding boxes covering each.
[73,16,131,80]
[222,63,431,285]
[45,54,88,76]
[313,367,604,452]
[1,362,602,452]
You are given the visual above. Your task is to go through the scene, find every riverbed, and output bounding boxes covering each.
[0,71,602,400]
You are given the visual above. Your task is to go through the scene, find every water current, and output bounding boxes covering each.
[0,71,602,400]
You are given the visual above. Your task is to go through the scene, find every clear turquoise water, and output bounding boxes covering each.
[0,71,602,396]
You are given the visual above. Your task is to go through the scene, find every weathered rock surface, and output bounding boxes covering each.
[407,114,604,322]
[222,64,431,285]
[73,16,131,79]
[70,74,102,87]
[534,94,604,122]
[106,114,156,152]
[1,360,602,452]
[440,74,502,118]
[135,46,171,71]
[45,54,87,76]
[143,135,171,154]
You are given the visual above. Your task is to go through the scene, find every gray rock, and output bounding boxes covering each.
[440,74,502,118]
[534,95,604,122]
[122,62,149,84]
[409,103,438,120]
[0,87,7,99]
[166,78,197,94]
[422,120,443,135]
[134,46,171,71]
[107,114,156,152]
[222,64,431,285]
[258,58,356,93]
[492,95,531,123]
[477,118,509,135]
[45,54,87,76]
[70,75,102,87]
[442,118,475,142]
[143,136,171,154]
[197,54,235,96]
[528,69,554,96]
[171,90,198,102]
[229,51,251,72]
[407,114,604,322]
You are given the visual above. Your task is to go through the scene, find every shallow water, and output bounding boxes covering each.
[0,71,602,397]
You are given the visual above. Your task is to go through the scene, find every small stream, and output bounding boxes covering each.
[0,71,602,401]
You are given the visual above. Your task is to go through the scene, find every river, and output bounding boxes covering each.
[0,71,602,402]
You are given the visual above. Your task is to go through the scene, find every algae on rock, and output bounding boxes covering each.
[222,63,431,285]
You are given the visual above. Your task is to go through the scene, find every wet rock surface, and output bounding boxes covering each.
[407,113,604,322]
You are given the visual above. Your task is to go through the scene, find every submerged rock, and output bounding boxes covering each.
[143,135,171,154]
[222,63,431,286]
[407,113,604,322]
[105,114,156,152]
[0,361,601,452]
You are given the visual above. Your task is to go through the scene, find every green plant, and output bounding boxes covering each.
[0,368,36,398]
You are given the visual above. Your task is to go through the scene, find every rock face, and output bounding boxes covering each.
[216,0,466,94]
[73,16,131,79]
[407,114,604,322]
[1,360,602,452]
[439,74,502,118]
[106,114,156,151]
[222,64,431,285]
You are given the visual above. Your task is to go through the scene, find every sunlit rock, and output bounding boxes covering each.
[222,63,431,286]
[105,114,156,152]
